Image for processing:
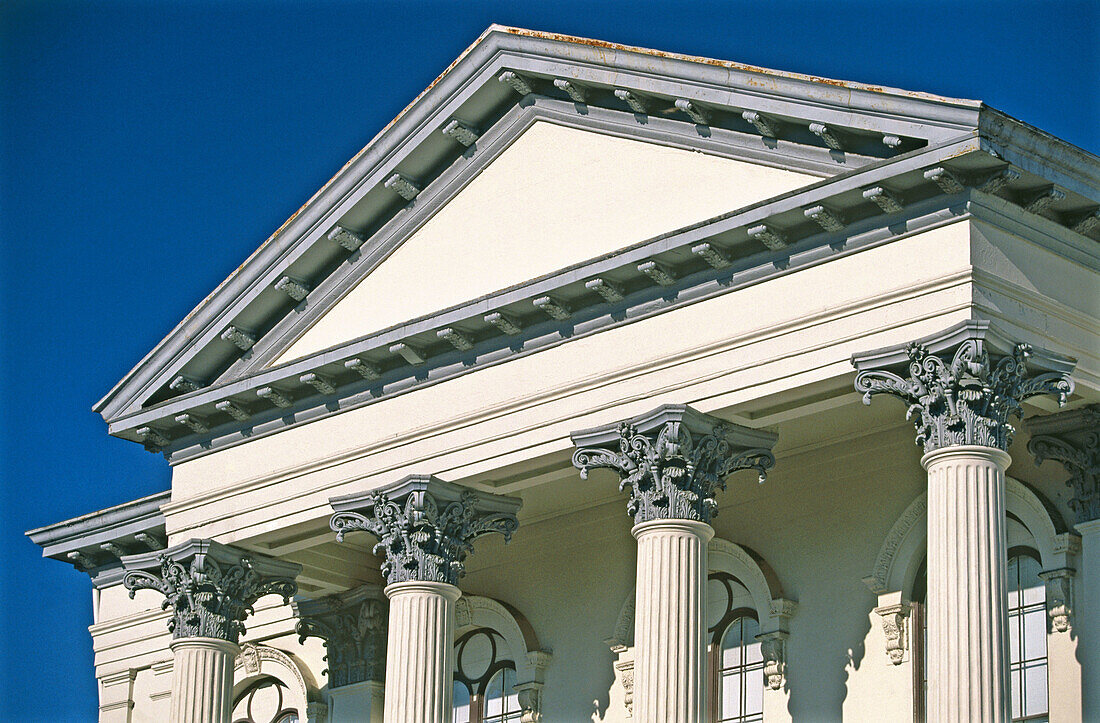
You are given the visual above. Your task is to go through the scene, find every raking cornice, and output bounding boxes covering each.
[93,25,1100,458]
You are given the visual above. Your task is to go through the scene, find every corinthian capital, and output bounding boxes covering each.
[852,321,1075,453]
[329,475,521,586]
[121,539,301,643]
[1028,405,1100,523]
[294,584,388,687]
[570,404,778,524]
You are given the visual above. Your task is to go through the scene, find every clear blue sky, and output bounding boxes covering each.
[1,1,1096,719]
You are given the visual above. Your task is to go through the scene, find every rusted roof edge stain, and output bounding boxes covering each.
[493,25,982,106]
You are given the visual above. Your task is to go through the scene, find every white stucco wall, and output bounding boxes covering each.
[84,128,1099,721]
[91,418,1084,721]
[272,120,817,364]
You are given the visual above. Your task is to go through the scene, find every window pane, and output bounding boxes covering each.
[1008,553,1048,723]
[1017,557,1044,605]
[720,672,741,719]
[452,682,471,723]
[502,668,520,715]
[1011,669,1022,720]
[1009,612,1021,661]
[485,669,505,716]
[718,616,763,723]
[721,622,743,666]
[484,668,522,723]
[742,619,761,663]
[1023,662,1048,717]
[1023,608,1047,661]
[744,668,763,714]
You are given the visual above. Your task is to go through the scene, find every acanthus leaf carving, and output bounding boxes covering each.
[122,542,299,644]
[571,406,776,524]
[1028,405,1099,524]
[874,602,910,665]
[330,477,520,586]
[1038,568,1075,634]
[513,682,543,723]
[757,631,788,690]
[239,642,262,674]
[855,338,1073,453]
[295,585,388,687]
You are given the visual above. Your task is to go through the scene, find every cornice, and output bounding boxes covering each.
[94,26,992,423]
[93,26,1098,466]
[26,490,169,586]
[132,194,972,465]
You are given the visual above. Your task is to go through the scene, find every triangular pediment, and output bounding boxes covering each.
[268,120,818,366]
[94,26,1099,459]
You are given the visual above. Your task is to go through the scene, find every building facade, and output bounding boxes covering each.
[28,26,1100,723]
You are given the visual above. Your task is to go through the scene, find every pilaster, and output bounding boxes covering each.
[99,669,136,723]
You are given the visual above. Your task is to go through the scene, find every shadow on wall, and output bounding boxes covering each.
[787,588,872,720]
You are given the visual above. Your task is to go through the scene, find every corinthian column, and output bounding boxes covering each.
[329,475,521,723]
[571,404,777,723]
[854,321,1074,722]
[1028,405,1099,719]
[295,584,389,723]
[120,539,301,723]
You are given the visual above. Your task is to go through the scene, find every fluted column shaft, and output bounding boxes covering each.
[923,446,1011,723]
[168,638,239,723]
[632,518,713,723]
[382,581,461,723]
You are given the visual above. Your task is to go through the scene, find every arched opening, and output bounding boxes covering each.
[232,676,300,723]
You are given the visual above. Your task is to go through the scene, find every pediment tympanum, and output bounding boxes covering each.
[271,121,816,365]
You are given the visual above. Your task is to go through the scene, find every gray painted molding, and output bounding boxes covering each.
[94,28,1100,462]
[116,194,972,462]
[116,192,966,463]
[26,490,170,588]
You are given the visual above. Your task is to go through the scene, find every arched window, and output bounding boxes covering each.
[708,572,764,723]
[453,628,522,723]
[718,616,764,722]
[231,677,300,723]
[1008,550,1047,722]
